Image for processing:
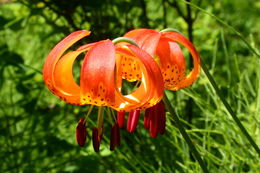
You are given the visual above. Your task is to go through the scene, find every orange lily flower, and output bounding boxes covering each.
[43,30,164,112]
[122,28,200,139]
[124,28,200,90]
[43,30,165,151]
[43,28,201,151]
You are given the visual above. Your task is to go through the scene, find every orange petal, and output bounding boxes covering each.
[156,37,186,89]
[114,45,164,111]
[125,29,200,90]
[53,44,94,104]
[127,44,164,109]
[162,32,200,90]
[122,29,161,82]
[124,29,161,56]
[80,40,117,106]
[43,30,90,104]
[125,29,187,89]
[79,40,164,111]
[117,54,142,82]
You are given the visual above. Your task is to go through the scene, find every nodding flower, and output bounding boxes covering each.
[43,28,200,151]
[124,28,200,90]
[43,30,164,111]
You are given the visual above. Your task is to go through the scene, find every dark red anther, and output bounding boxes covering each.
[127,110,140,133]
[115,124,121,146]
[110,123,121,151]
[92,128,100,152]
[117,111,125,128]
[149,101,166,138]
[149,107,159,138]
[158,102,166,134]
[144,109,151,129]
[76,118,87,147]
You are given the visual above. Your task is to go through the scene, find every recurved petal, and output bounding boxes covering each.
[79,40,164,111]
[53,43,94,104]
[117,29,161,83]
[80,40,116,106]
[162,32,200,90]
[113,45,164,111]
[43,30,90,105]
[128,45,164,109]
[156,37,186,89]
[124,28,161,56]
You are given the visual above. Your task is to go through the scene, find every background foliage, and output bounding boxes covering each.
[0,0,259,172]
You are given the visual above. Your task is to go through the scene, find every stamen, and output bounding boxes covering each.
[144,109,151,129]
[83,105,94,124]
[110,123,121,151]
[127,110,140,133]
[148,101,166,138]
[106,107,115,125]
[92,128,100,152]
[76,118,87,147]
[117,111,126,128]
[158,102,166,134]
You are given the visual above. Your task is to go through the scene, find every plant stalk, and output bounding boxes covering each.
[201,60,260,156]
[163,94,209,173]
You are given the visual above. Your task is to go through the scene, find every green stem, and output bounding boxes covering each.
[201,60,260,156]
[160,28,182,34]
[112,37,139,47]
[163,94,209,173]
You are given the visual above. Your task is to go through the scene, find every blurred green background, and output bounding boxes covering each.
[0,0,259,172]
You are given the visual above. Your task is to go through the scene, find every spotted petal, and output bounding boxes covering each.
[114,44,164,111]
[80,40,164,111]
[162,32,200,90]
[124,28,200,90]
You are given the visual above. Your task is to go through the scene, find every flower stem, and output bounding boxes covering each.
[112,37,139,47]
[163,94,209,173]
[160,28,182,34]
[201,60,260,156]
